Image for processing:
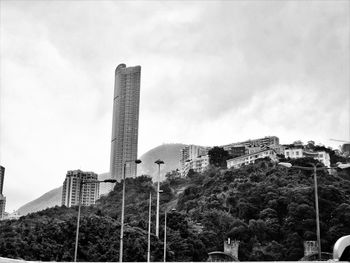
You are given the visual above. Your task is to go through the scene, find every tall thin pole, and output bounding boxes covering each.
[74,179,83,262]
[313,165,322,260]
[119,163,127,262]
[156,164,160,237]
[163,210,167,262]
[147,193,152,263]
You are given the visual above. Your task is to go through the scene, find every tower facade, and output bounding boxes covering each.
[110,64,141,181]
[0,166,4,195]
[0,166,6,220]
[61,170,99,207]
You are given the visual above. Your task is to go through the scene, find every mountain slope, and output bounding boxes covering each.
[3,158,350,261]
[17,186,62,215]
[137,143,187,180]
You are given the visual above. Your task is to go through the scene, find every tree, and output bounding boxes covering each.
[208,147,231,168]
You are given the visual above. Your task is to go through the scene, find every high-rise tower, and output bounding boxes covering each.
[110,64,141,181]
[0,166,6,220]
[0,166,4,195]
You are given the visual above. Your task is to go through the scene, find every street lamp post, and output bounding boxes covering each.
[119,159,142,263]
[74,178,116,262]
[163,208,176,262]
[278,162,350,260]
[147,192,152,263]
[154,159,164,237]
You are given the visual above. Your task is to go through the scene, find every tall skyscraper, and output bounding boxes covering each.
[61,170,99,207]
[0,166,6,220]
[110,64,141,181]
[0,166,4,195]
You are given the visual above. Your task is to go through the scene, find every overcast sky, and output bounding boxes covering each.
[0,1,349,212]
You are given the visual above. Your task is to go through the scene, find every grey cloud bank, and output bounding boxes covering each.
[0,1,349,211]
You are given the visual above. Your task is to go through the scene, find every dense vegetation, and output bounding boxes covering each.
[1,157,349,261]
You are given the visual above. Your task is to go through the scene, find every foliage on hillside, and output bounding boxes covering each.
[0,158,350,261]
[175,157,350,260]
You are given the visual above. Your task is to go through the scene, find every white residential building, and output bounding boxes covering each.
[284,147,303,159]
[227,148,277,169]
[180,145,210,176]
[62,170,99,207]
[284,148,330,168]
[182,155,210,176]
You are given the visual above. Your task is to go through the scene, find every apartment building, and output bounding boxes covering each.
[180,145,210,176]
[62,170,99,207]
[110,64,141,181]
[284,147,330,167]
[182,155,210,176]
[227,148,277,169]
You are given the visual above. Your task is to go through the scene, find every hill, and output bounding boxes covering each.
[2,157,349,261]
[16,143,187,215]
[17,186,62,216]
[137,143,187,180]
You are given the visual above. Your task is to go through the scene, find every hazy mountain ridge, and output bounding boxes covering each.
[17,186,62,216]
[137,143,187,180]
[16,143,187,215]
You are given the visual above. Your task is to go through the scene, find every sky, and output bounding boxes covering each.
[0,0,349,212]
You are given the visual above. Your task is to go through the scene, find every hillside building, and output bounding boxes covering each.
[222,136,279,150]
[227,148,277,169]
[180,145,210,176]
[342,143,350,156]
[284,147,330,167]
[62,170,99,207]
[223,136,282,156]
[225,145,247,158]
[182,155,209,176]
[110,64,141,181]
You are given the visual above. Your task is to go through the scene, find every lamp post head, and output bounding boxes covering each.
[103,179,117,183]
[135,159,142,164]
[155,159,164,165]
[337,163,350,169]
[278,162,293,168]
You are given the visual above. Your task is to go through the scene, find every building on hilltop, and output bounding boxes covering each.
[0,166,6,220]
[342,143,350,156]
[180,145,210,176]
[223,136,282,156]
[227,147,278,169]
[222,136,280,150]
[62,170,99,207]
[225,145,247,158]
[179,137,280,176]
[182,154,209,176]
[110,64,141,182]
[284,146,330,167]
